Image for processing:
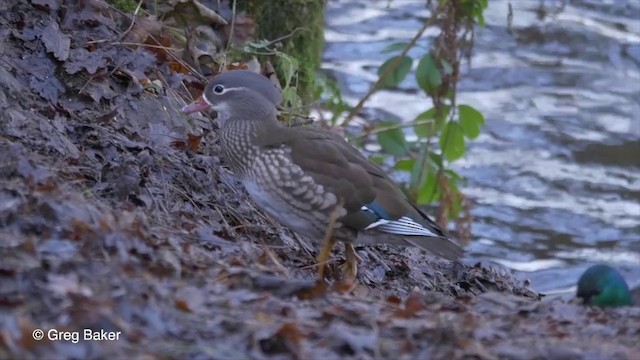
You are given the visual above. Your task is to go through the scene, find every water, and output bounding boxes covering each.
[321,0,640,294]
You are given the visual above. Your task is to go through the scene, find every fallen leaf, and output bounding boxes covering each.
[64,48,109,75]
[124,15,163,44]
[31,0,60,11]
[393,289,426,318]
[259,322,304,357]
[186,133,202,152]
[41,21,70,61]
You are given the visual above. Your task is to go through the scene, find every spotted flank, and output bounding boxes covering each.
[361,206,439,237]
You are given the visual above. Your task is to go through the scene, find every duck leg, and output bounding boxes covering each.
[340,243,361,280]
[317,203,343,279]
[316,236,335,279]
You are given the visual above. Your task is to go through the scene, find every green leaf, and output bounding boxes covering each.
[394,158,415,172]
[378,56,413,88]
[370,155,385,165]
[444,169,465,185]
[409,155,422,191]
[475,12,485,27]
[445,175,463,218]
[416,54,441,93]
[441,59,453,76]
[417,171,440,204]
[458,104,485,139]
[413,109,436,138]
[413,106,450,138]
[277,53,299,88]
[461,0,488,26]
[282,86,302,110]
[439,122,466,161]
[382,42,409,53]
[429,152,443,168]
[376,126,408,156]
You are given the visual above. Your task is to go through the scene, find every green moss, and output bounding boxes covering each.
[244,0,325,106]
[108,0,138,13]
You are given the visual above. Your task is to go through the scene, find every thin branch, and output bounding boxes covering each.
[342,4,442,127]
[108,42,181,51]
[347,118,435,140]
[224,0,237,55]
[415,123,435,202]
[265,27,307,47]
[115,0,144,42]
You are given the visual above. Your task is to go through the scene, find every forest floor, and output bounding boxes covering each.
[1,1,638,359]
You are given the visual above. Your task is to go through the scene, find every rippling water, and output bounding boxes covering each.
[321,0,640,293]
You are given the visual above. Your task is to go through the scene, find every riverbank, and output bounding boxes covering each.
[0,1,638,358]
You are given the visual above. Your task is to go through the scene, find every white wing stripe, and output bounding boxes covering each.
[364,218,390,230]
[363,212,439,237]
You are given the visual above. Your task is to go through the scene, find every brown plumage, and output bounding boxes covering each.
[182,70,464,279]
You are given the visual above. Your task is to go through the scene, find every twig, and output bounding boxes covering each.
[109,42,182,51]
[265,27,306,47]
[115,0,144,42]
[88,0,145,45]
[258,237,289,276]
[138,33,206,81]
[299,259,332,271]
[224,0,237,55]
[342,4,442,127]
[348,118,435,140]
[413,117,438,201]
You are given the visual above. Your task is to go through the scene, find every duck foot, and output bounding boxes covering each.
[339,243,361,280]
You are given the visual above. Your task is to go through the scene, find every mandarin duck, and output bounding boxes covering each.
[182,70,464,280]
[577,264,638,307]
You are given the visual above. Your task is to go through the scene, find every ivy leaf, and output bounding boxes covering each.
[377,126,408,156]
[439,122,465,161]
[458,104,485,139]
[382,42,409,53]
[413,106,450,138]
[416,54,441,93]
[378,56,413,88]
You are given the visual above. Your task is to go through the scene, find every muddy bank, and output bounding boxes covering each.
[0,1,638,359]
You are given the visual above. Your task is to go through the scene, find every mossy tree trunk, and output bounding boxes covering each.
[244,0,325,106]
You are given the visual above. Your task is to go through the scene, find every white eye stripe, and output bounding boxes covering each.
[211,86,243,95]
[203,86,242,105]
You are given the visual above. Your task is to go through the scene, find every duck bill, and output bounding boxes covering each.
[181,96,211,113]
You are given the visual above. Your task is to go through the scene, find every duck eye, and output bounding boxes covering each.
[213,85,225,94]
